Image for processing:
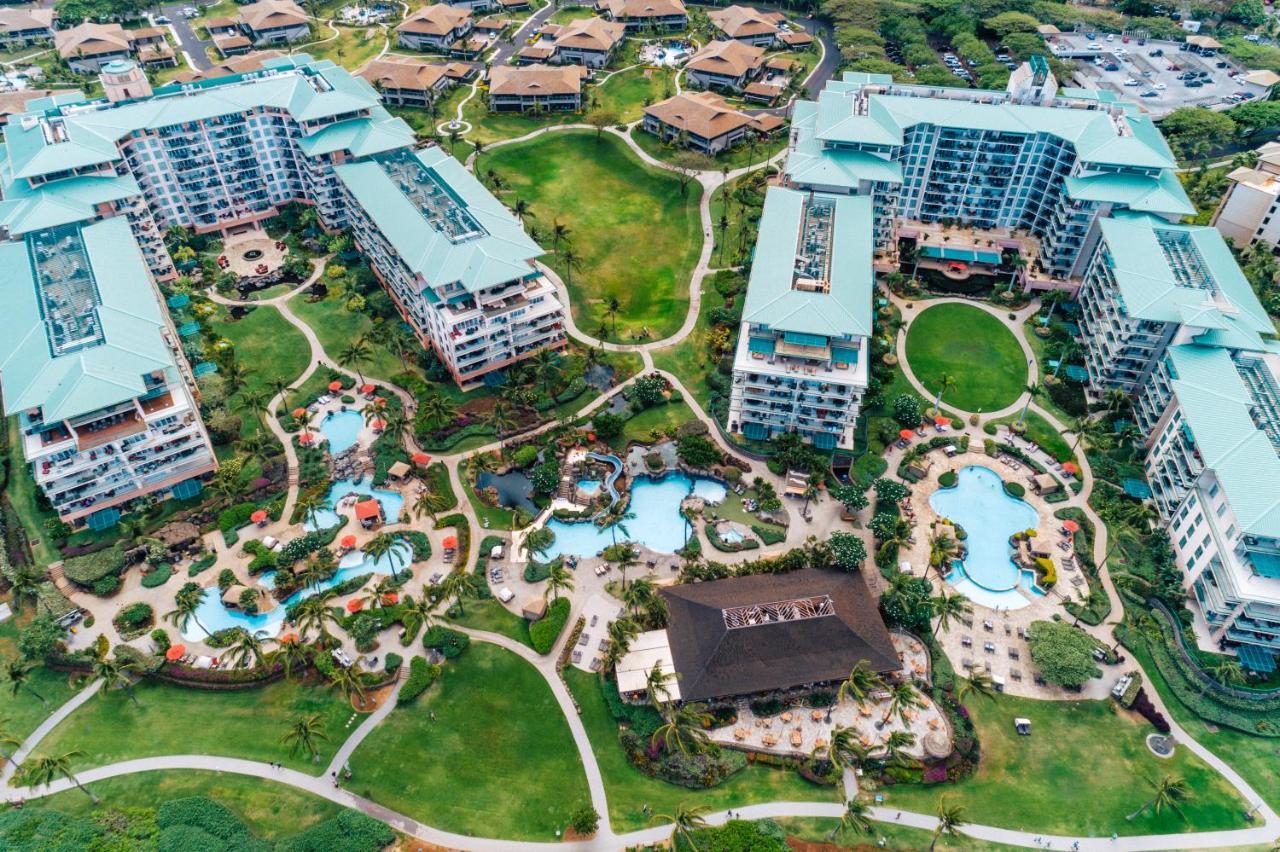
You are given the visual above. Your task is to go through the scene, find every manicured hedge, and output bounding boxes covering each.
[397,655,441,705]
[402,530,432,562]
[423,625,470,658]
[156,797,262,850]
[529,596,571,654]
[938,470,958,488]
[1003,480,1026,498]
[751,524,786,546]
[141,564,173,588]
[61,544,125,586]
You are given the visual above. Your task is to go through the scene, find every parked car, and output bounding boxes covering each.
[1088,43,1102,51]
[153,14,170,23]
[1154,82,1167,90]
[1141,90,1158,97]
[1149,48,1164,56]
[1185,80,1204,87]
[1105,62,1120,71]
[1123,78,1140,86]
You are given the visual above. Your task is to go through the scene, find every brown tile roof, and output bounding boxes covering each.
[0,89,74,118]
[644,91,753,139]
[497,0,530,8]
[750,113,784,133]
[765,56,798,72]
[474,15,507,31]
[708,4,781,39]
[0,8,53,35]
[660,569,900,701]
[359,56,451,92]
[55,22,131,58]
[214,34,252,50]
[686,39,764,78]
[443,61,478,80]
[743,80,782,100]
[489,63,585,96]
[171,49,284,82]
[598,0,686,19]
[205,16,240,30]
[129,26,168,41]
[778,30,813,46]
[398,4,472,36]
[545,16,624,52]
[241,0,308,31]
[517,44,555,61]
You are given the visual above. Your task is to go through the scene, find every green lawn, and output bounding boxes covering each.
[650,283,724,414]
[707,172,764,265]
[35,770,343,839]
[547,4,598,23]
[563,668,832,833]
[348,642,588,839]
[287,293,410,384]
[593,66,676,122]
[611,401,698,450]
[5,418,60,566]
[483,130,702,343]
[886,693,1248,836]
[0,606,84,741]
[206,303,311,435]
[990,409,1074,464]
[298,23,389,70]
[33,678,357,775]
[463,95,571,147]
[904,302,1027,413]
[445,599,532,647]
[775,817,1023,851]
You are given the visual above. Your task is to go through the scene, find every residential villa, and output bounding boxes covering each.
[238,0,311,45]
[488,64,586,112]
[642,91,782,155]
[396,4,475,53]
[520,17,625,68]
[438,0,501,11]
[728,188,872,450]
[684,39,765,92]
[56,22,176,72]
[171,50,285,83]
[707,4,784,46]
[595,0,687,31]
[1211,141,1280,249]
[359,57,475,107]
[333,146,569,388]
[0,7,53,50]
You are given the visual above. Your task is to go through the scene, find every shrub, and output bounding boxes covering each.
[531,458,560,495]
[1131,687,1171,734]
[113,602,154,629]
[402,530,432,562]
[188,553,217,577]
[677,434,721,468]
[141,564,173,588]
[61,544,126,586]
[750,697,786,717]
[938,470,958,488]
[569,805,600,836]
[529,597,571,654]
[156,797,258,849]
[217,503,258,533]
[384,652,403,672]
[150,628,171,652]
[423,625,470,658]
[509,445,539,468]
[397,656,441,705]
[278,810,395,852]
[751,524,786,546]
[92,575,121,597]
[1004,481,1026,498]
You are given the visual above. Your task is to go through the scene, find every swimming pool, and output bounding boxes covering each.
[318,409,363,454]
[929,465,1042,609]
[303,478,405,531]
[181,540,412,641]
[719,527,745,544]
[541,473,727,557]
[577,479,602,496]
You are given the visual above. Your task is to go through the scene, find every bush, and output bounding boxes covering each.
[188,553,217,576]
[529,597,571,654]
[569,805,600,836]
[402,530,432,562]
[141,564,173,588]
[92,575,121,597]
[217,502,259,533]
[423,625,470,658]
[509,445,539,468]
[938,470,958,488]
[384,652,403,672]
[750,697,786,717]
[397,655,441,705]
[61,544,126,586]
[1004,481,1026,498]
[750,524,785,546]
[1131,687,1171,734]
[156,797,259,850]
[279,810,395,852]
[151,628,171,652]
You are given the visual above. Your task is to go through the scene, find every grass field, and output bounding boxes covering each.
[886,692,1248,836]
[445,598,532,646]
[33,678,357,775]
[629,125,789,170]
[990,408,1075,463]
[610,401,698,450]
[348,642,588,839]
[287,293,409,384]
[593,66,676,122]
[35,770,344,839]
[483,130,702,343]
[563,668,832,833]
[0,606,84,740]
[904,302,1027,413]
[206,304,310,435]
[650,285,724,414]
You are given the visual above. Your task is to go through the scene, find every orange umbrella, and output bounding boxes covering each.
[371,419,387,431]
[279,633,299,644]
[292,407,306,419]
[934,415,949,427]
[328,380,343,392]
[382,592,400,605]
[165,644,186,661]
[1062,519,1080,533]
[899,429,914,440]
[411,451,431,465]
[360,383,375,394]
[250,509,268,524]
[442,535,458,549]
[298,432,315,444]
[587,432,597,442]
[346,599,363,613]
[1062,461,1079,475]
[340,534,358,549]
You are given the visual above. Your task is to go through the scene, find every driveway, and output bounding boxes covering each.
[158,1,219,72]
[488,1,558,66]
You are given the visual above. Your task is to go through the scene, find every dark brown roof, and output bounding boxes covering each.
[661,569,898,701]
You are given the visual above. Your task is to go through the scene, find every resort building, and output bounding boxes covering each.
[171,50,284,83]
[728,188,872,450]
[488,64,586,112]
[521,17,625,68]
[1211,141,1280,250]
[684,40,765,92]
[238,0,311,45]
[396,4,474,53]
[0,216,217,528]
[438,0,500,11]
[0,8,53,49]
[615,570,898,703]
[56,22,176,72]
[642,92,782,155]
[358,57,475,107]
[595,0,687,31]
[707,5,784,46]
[332,146,568,388]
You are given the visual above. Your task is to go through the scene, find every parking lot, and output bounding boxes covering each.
[1048,32,1266,116]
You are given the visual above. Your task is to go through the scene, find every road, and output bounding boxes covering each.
[488,2,559,66]
[158,1,219,72]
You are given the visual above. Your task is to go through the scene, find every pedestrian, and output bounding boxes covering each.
[895,812,900,821]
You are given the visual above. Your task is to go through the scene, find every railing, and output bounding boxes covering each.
[1148,598,1280,699]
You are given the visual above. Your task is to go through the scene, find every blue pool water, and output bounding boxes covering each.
[929,465,1042,609]
[318,409,363,454]
[303,478,405,531]
[577,479,602,496]
[542,473,727,557]
[181,540,412,641]
[720,527,745,544]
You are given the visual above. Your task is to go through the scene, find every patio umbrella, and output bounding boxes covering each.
[346,599,363,613]
[360,383,376,394]
[1062,461,1079,475]
[328,380,343,392]
[279,633,299,644]
[442,535,458,549]
[382,592,399,605]
[340,534,358,549]
[899,429,915,441]
[933,415,949,427]
[371,419,387,431]
[411,451,431,465]
[298,432,315,444]
[165,644,186,662]
[292,407,307,419]
[1062,519,1080,533]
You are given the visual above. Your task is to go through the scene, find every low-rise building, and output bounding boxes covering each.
[684,39,764,92]
[214,34,254,56]
[707,4,783,46]
[0,8,53,49]
[643,91,781,155]
[488,64,585,112]
[595,0,686,31]
[728,187,871,449]
[1211,141,1280,249]
[56,22,176,72]
[239,0,311,45]
[396,4,474,52]
[359,57,474,107]
[333,146,568,388]
[527,17,625,68]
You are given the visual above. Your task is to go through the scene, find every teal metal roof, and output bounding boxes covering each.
[1065,170,1193,218]
[333,146,543,294]
[1166,344,1280,537]
[785,101,902,191]
[0,169,140,236]
[741,187,873,339]
[1098,213,1274,345]
[295,105,414,158]
[0,216,174,422]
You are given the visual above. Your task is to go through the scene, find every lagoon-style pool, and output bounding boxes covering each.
[318,409,363,454]
[303,478,405,531]
[541,473,726,558]
[929,465,1043,609]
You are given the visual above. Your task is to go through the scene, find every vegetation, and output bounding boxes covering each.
[904,303,1027,412]
[529,596,571,654]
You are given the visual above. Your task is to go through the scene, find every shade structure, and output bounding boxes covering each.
[298,432,315,444]
[1062,461,1079,475]
[165,644,186,661]
[279,633,299,644]
[354,499,382,521]
[86,507,121,531]
[411,451,431,465]
[328,381,343,392]
[1062,519,1080,533]
[360,383,376,394]
[382,592,399,605]
[340,534,358,549]
[933,415,949,426]
[292,407,307,418]
[442,535,458,549]
[899,429,915,440]
[250,509,268,524]
[346,599,363,613]
[371,419,387,431]
[171,478,204,500]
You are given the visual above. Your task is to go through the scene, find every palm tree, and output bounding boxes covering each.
[338,336,373,385]
[1205,659,1246,697]
[1126,774,1191,821]
[402,594,435,640]
[1069,414,1109,454]
[1104,387,1130,415]
[294,491,326,531]
[957,669,998,707]
[417,391,459,433]
[602,617,638,669]
[273,639,309,680]
[20,751,97,803]
[597,507,636,549]
[412,486,449,523]
[881,680,923,728]
[512,197,534,223]
[622,576,656,618]
[220,359,253,397]
[832,797,874,840]
[545,561,575,601]
[228,630,266,669]
[362,397,388,428]
[440,569,479,616]
[3,657,49,706]
[295,594,340,644]
[0,718,21,760]
[529,348,562,400]
[927,531,960,575]
[92,655,142,707]
[652,803,710,851]
[931,372,956,415]
[165,583,208,638]
[281,712,329,762]
[604,295,622,338]
[236,388,269,420]
[6,569,44,614]
[1004,252,1028,292]
[930,796,967,850]
[236,430,274,468]
[329,662,368,708]
[838,660,886,707]
[929,589,972,638]
[877,729,917,767]
[1015,382,1042,430]
[560,247,582,287]
[826,725,871,775]
[643,660,677,708]
[363,532,406,581]
[551,219,570,252]
[484,399,517,447]
[653,701,714,755]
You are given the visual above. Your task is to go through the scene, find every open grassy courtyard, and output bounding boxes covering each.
[348,642,589,839]
[904,302,1027,413]
[886,693,1248,836]
[0,606,84,739]
[482,130,702,343]
[32,678,356,775]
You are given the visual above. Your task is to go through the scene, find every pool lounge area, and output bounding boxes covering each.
[304,478,406,531]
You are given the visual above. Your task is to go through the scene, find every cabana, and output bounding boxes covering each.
[386,460,412,481]
[354,498,384,528]
[1031,473,1060,495]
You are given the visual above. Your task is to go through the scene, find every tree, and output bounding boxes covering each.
[585,109,619,140]
[20,751,98,803]
[92,654,142,707]
[930,796,967,850]
[440,569,479,616]
[524,526,555,560]
[829,532,868,571]
[830,484,869,515]
[592,411,624,440]
[531,458,561,495]
[228,630,266,669]
[337,336,373,385]
[17,614,65,661]
[560,247,582,287]
[1206,659,1246,695]
[873,477,910,506]
[545,560,574,601]
[273,638,309,680]
[529,347,563,401]
[880,680,923,728]
[676,434,720,468]
[6,568,45,614]
[652,700,713,755]
[412,485,449,523]
[1025,620,1101,688]
[569,804,600,836]
[165,582,208,638]
[1160,107,1235,162]
[1126,774,1191,821]
[1014,383,1042,430]
[877,729,916,767]
[880,574,933,632]
[363,532,407,580]
[670,151,713,194]
[652,803,710,850]
[417,391,459,434]
[892,394,921,427]
[838,661,886,707]
[281,712,329,762]
[642,659,676,708]
[3,656,49,706]
[328,662,368,707]
[930,372,956,414]
[484,399,517,447]
[927,531,959,573]
[957,669,998,707]
[826,725,871,776]
[833,798,874,840]
[929,589,971,638]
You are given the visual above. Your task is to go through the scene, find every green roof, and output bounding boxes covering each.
[741,187,873,339]
[1165,344,1280,537]
[0,216,174,422]
[1064,170,1193,218]
[0,169,140,236]
[333,146,543,294]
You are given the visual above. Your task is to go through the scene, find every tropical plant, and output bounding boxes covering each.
[838,660,886,707]
[3,656,48,706]
[165,582,208,638]
[930,796,967,850]
[281,712,329,762]
[929,589,972,637]
[545,561,574,601]
[363,532,407,580]
[20,751,97,803]
[228,630,267,669]
[652,803,710,850]
[833,797,874,840]
[1126,774,1191,821]
[338,336,373,384]
[92,654,142,707]
[957,669,998,706]
[439,570,479,616]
